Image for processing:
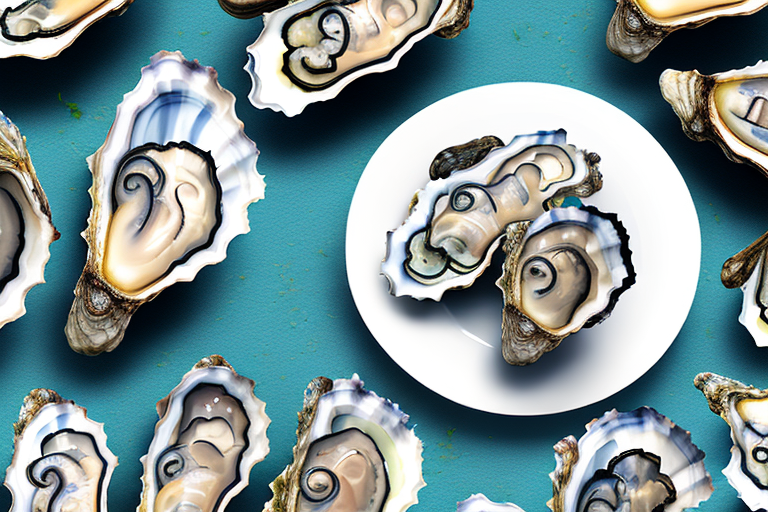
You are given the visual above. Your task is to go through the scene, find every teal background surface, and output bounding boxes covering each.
[1,0,767,510]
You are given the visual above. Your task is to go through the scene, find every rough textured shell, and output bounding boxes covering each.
[456,494,525,512]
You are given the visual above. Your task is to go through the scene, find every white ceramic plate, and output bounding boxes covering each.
[345,83,700,416]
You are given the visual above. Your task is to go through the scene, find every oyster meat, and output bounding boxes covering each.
[0,111,58,330]
[264,375,424,512]
[456,494,524,512]
[381,129,603,302]
[245,0,473,116]
[550,407,712,512]
[607,0,768,63]
[5,388,117,512]
[660,61,768,178]
[138,355,270,512]
[0,0,133,58]
[498,206,635,366]
[65,50,265,356]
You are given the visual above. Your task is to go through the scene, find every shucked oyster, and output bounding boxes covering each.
[5,388,117,512]
[721,228,768,346]
[456,494,525,512]
[0,0,133,58]
[264,375,424,512]
[607,0,768,63]
[695,372,768,511]
[0,112,58,330]
[138,355,270,512]
[660,61,768,178]
[550,407,713,512]
[245,0,473,116]
[65,51,265,355]
[498,206,635,366]
[382,130,602,302]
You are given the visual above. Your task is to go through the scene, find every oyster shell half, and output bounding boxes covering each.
[65,50,265,355]
[264,374,424,512]
[138,355,270,512]
[382,129,602,302]
[0,111,58,330]
[549,407,713,512]
[694,372,768,511]
[498,206,635,366]
[660,61,768,178]
[456,494,524,512]
[607,0,768,63]
[245,0,473,116]
[4,388,117,512]
[0,0,133,58]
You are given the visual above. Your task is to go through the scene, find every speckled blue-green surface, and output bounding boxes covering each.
[0,0,767,511]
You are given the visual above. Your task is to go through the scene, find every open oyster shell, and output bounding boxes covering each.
[381,129,602,302]
[5,388,117,512]
[0,111,58,330]
[456,494,524,512]
[264,374,424,512]
[660,61,768,178]
[0,0,133,58]
[138,355,270,512]
[65,50,265,356]
[497,206,635,366]
[607,0,768,63]
[549,407,713,512]
[245,0,473,116]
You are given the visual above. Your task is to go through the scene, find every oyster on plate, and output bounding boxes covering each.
[381,129,602,302]
[549,407,712,512]
[264,374,424,512]
[660,61,768,178]
[456,494,524,512]
[695,372,768,511]
[721,227,768,346]
[245,0,473,116]
[65,50,265,356]
[607,0,768,63]
[4,388,117,512]
[138,355,270,512]
[497,206,635,366]
[0,111,58,330]
[0,0,133,58]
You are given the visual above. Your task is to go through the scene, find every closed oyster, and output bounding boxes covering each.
[0,112,58,330]
[381,130,603,302]
[607,0,768,63]
[0,0,133,58]
[65,51,265,355]
[498,206,635,366]
[549,407,713,512]
[5,388,117,512]
[245,0,473,116]
[659,61,768,178]
[138,355,270,512]
[456,494,524,512]
[264,375,424,512]
[694,372,768,510]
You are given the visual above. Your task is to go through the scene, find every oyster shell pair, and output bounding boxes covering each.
[243,0,473,116]
[382,129,635,365]
[3,355,270,512]
[65,51,265,355]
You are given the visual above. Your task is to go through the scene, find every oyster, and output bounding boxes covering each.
[245,0,473,116]
[549,407,713,512]
[607,0,768,63]
[498,206,635,366]
[0,0,133,58]
[0,111,58,330]
[217,0,287,19]
[65,50,265,356]
[264,374,424,512]
[456,494,524,512]
[138,355,270,512]
[659,61,768,178]
[5,388,117,512]
[381,129,602,302]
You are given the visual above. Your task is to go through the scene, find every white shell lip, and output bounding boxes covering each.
[0,0,133,59]
[738,254,768,346]
[0,112,57,330]
[456,494,525,512]
[245,0,454,117]
[634,0,768,27]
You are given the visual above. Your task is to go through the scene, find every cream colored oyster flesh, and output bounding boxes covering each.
[636,0,752,22]
[1,0,108,40]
